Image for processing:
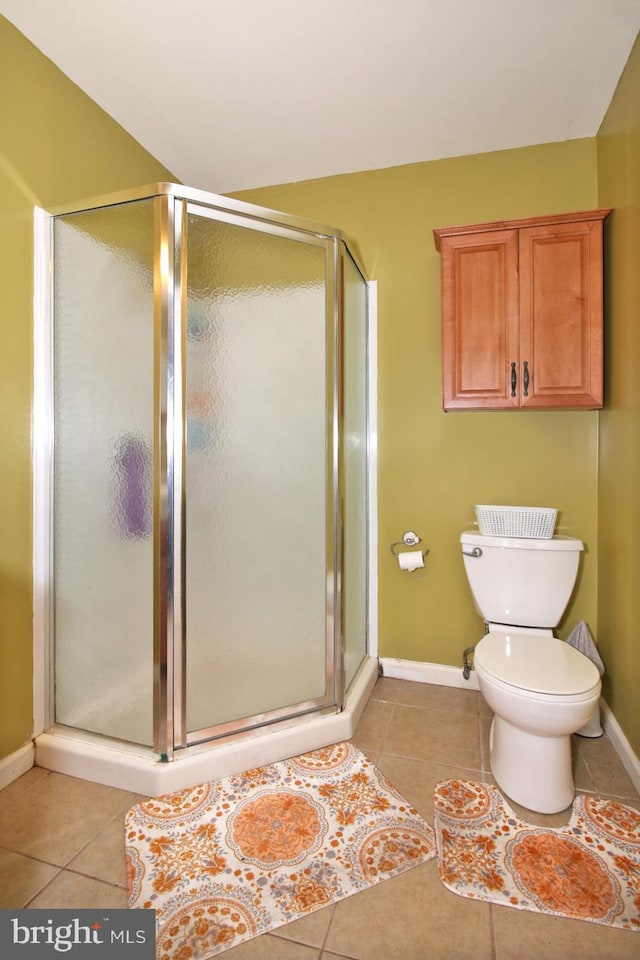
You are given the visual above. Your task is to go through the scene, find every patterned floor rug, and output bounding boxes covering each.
[434,778,640,931]
[125,742,436,958]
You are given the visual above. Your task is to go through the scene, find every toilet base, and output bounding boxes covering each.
[489,716,575,814]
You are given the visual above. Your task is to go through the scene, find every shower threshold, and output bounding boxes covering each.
[34,657,378,796]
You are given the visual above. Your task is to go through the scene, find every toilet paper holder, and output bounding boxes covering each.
[390,531,430,561]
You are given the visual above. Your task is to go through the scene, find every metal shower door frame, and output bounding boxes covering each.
[158,191,345,758]
[34,182,369,761]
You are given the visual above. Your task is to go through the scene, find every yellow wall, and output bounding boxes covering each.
[234,140,600,668]
[5,11,637,767]
[0,17,175,760]
[597,33,640,757]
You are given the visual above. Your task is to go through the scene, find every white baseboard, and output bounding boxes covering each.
[0,741,35,790]
[601,698,640,794]
[379,657,480,691]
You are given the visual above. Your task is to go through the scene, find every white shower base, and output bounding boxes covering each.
[35,657,379,796]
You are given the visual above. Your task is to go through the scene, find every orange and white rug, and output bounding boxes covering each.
[434,778,640,931]
[125,742,436,958]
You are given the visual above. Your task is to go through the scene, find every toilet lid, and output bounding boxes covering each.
[474,631,601,696]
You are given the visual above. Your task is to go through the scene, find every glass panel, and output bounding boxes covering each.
[53,201,155,746]
[342,251,369,690]
[185,213,329,734]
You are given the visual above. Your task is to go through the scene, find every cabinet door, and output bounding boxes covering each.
[519,219,604,409]
[440,229,519,410]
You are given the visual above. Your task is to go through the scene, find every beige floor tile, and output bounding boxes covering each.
[349,698,393,756]
[499,792,575,829]
[224,932,321,958]
[573,737,598,792]
[1,675,637,959]
[1,766,52,799]
[375,754,478,824]
[368,677,402,703]
[325,861,493,960]
[492,902,640,960]
[274,903,334,948]
[479,716,492,775]
[574,735,639,799]
[26,869,128,908]
[374,678,481,715]
[67,810,130,888]
[0,771,139,867]
[0,847,60,908]
[385,704,482,770]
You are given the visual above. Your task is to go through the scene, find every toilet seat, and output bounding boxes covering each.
[474,630,601,698]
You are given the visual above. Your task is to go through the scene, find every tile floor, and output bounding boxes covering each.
[1,677,639,959]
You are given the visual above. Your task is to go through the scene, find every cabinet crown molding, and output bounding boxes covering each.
[433,208,612,251]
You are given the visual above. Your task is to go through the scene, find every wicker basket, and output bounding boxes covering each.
[475,505,557,539]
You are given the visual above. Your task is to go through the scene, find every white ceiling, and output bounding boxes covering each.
[2,0,640,194]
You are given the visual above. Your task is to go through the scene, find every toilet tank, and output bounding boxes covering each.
[460,531,583,629]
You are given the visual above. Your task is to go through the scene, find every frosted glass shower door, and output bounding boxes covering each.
[185,210,333,739]
[52,201,155,746]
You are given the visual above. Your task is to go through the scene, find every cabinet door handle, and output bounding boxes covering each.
[510,361,517,397]
[523,360,530,397]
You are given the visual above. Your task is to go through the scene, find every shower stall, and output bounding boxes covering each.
[33,183,377,795]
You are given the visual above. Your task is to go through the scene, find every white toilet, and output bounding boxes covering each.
[460,530,602,814]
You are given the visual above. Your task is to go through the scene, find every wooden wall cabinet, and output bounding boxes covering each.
[433,209,611,411]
